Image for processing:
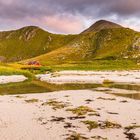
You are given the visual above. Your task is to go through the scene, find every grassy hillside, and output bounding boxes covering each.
[0,26,76,62]
[26,28,140,65]
[25,32,96,64]
[92,28,140,60]
[0,20,140,70]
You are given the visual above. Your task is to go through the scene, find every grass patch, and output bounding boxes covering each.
[66,131,88,140]
[47,60,140,71]
[42,99,69,110]
[91,136,108,140]
[103,79,114,84]
[15,95,25,98]
[66,106,95,116]
[21,65,53,74]
[25,98,39,103]
[0,65,34,80]
[82,120,99,130]
[124,125,140,130]
[97,97,116,101]
[82,120,121,130]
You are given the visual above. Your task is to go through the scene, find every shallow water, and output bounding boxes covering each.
[0,80,139,99]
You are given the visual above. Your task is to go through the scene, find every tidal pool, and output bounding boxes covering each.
[0,80,139,100]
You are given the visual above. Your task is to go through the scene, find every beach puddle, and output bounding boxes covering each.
[0,80,139,100]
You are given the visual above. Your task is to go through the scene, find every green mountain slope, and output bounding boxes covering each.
[92,28,140,60]
[0,26,76,62]
[28,28,140,65]
[0,20,140,65]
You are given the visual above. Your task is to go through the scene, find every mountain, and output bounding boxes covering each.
[0,20,140,64]
[0,26,76,62]
[27,25,140,65]
[82,20,122,33]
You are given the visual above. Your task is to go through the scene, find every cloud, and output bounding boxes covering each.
[29,15,85,34]
[0,0,140,33]
[41,15,85,34]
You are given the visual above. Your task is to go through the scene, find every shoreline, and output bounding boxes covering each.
[37,70,140,84]
[0,70,140,85]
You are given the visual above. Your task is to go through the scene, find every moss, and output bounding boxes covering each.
[25,98,39,103]
[103,79,114,84]
[125,125,140,130]
[97,97,116,101]
[99,120,121,129]
[82,120,99,130]
[91,136,108,140]
[66,106,95,116]
[88,112,100,117]
[66,132,88,140]
[42,99,68,110]
[82,120,121,130]
[15,95,25,98]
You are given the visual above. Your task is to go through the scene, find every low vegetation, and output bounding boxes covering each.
[82,120,99,130]
[103,79,114,84]
[0,20,139,71]
[82,120,121,130]
[0,65,34,79]
[42,99,69,110]
[25,98,39,103]
[21,65,52,74]
[44,60,140,71]
[97,97,116,101]
[124,125,140,130]
[0,26,76,62]
[66,131,88,140]
[91,136,108,140]
[66,106,96,116]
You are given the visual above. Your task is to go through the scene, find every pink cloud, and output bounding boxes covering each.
[32,15,85,34]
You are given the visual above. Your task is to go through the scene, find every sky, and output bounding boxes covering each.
[0,0,140,34]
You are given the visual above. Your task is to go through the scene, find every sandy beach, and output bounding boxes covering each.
[0,71,139,140]
[0,90,139,140]
[37,70,140,84]
[0,75,27,84]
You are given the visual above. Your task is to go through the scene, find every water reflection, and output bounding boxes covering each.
[0,80,139,100]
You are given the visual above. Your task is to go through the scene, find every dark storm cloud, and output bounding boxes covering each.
[1,0,140,20]
[49,0,140,17]
[0,0,140,33]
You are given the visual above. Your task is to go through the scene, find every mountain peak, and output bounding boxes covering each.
[82,20,122,33]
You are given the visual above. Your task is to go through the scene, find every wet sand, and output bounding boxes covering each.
[0,90,139,140]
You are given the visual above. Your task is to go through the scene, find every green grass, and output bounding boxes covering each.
[66,106,95,116]
[0,26,76,62]
[47,60,140,71]
[24,28,140,65]
[0,22,140,71]
[0,66,34,79]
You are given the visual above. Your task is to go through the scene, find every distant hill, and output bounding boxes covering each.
[81,20,122,33]
[0,20,140,64]
[27,26,140,65]
[0,26,76,62]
